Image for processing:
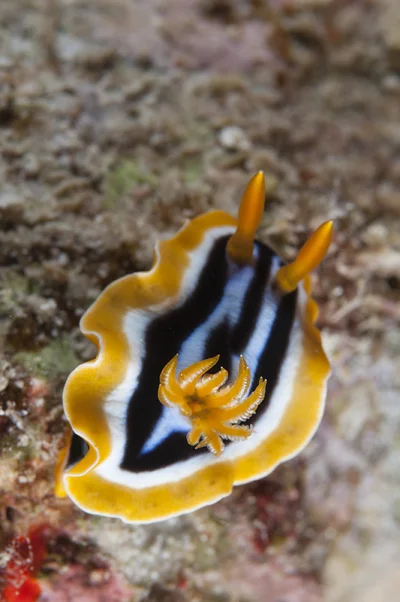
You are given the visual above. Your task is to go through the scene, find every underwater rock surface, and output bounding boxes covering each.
[1,0,400,600]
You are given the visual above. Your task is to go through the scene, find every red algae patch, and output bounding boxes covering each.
[0,525,49,602]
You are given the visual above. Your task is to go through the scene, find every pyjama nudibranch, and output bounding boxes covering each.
[56,172,332,523]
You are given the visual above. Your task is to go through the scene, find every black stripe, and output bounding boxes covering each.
[252,287,297,422]
[66,432,89,470]
[120,236,230,472]
[203,243,273,377]
[231,242,273,354]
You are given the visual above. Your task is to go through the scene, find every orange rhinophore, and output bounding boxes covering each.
[275,221,333,293]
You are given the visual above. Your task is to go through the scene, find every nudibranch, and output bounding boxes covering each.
[56,172,332,523]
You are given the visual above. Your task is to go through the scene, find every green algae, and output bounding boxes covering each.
[0,432,35,461]
[14,337,80,381]
[182,158,203,184]
[0,272,40,314]
[103,160,158,208]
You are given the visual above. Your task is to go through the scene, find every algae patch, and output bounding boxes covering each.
[104,160,158,208]
[0,272,40,314]
[14,338,80,381]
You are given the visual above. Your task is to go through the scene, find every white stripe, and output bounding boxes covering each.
[233,255,281,379]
